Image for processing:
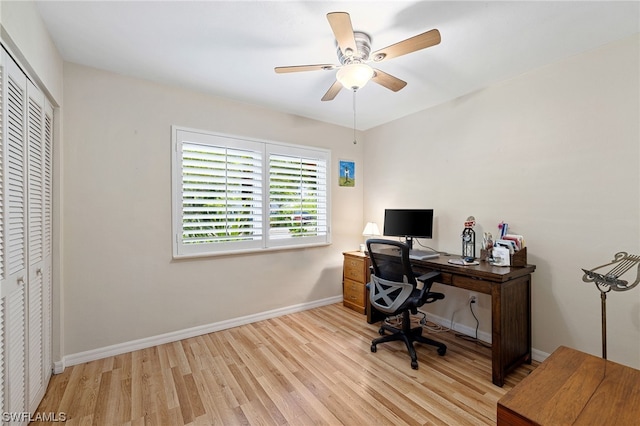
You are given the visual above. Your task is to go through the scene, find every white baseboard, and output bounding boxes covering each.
[422,311,550,363]
[54,295,550,373]
[531,347,550,363]
[55,295,342,372]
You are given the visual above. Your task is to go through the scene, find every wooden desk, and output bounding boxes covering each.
[365,253,536,387]
[497,345,640,425]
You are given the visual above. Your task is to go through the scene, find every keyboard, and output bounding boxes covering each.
[409,250,440,260]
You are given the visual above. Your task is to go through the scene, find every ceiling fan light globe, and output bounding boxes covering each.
[337,63,374,90]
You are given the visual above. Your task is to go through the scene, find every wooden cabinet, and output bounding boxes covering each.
[497,346,640,425]
[342,252,370,314]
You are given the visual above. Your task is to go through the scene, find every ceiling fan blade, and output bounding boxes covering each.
[327,12,357,56]
[275,64,337,73]
[371,29,441,63]
[321,80,342,101]
[372,69,407,92]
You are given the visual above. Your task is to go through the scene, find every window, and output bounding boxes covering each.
[172,127,330,257]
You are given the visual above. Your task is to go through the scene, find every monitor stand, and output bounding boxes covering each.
[406,237,439,260]
[405,236,414,250]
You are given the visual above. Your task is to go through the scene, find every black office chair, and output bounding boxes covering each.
[366,238,447,369]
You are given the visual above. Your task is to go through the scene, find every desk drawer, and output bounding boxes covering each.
[452,275,491,293]
[438,272,453,285]
[344,278,365,306]
[344,257,366,282]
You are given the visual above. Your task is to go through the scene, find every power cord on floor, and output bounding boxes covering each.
[417,309,451,333]
[384,301,490,349]
[455,298,492,349]
[384,311,451,333]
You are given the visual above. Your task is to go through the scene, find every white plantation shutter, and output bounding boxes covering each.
[182,143,263,244]
[173,127,330,257]
[268,147,328,247]
[176,130,264,256]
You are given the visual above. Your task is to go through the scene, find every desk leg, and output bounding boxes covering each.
[491,283,504,387]
[491,275,532,387]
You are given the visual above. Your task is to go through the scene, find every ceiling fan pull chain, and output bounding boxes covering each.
[353,89,357,144]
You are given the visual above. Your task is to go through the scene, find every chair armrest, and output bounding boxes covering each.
[416,271,441,296]
[417,270,441,284]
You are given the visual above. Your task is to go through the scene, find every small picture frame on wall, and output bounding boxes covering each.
[339,160,355,187]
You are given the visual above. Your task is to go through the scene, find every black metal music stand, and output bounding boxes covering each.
[582,252,640,359]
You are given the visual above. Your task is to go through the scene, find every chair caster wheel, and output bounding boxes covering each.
[378,328,385,335]
[437,347,447,356]
[371,345,377,353]
[411,360,418,369]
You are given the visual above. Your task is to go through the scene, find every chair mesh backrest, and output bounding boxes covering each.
[367,239,416,284]
[369,275,414,314]
[366,239,417,314]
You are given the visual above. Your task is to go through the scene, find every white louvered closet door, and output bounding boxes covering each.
[1,49,29,420]
[0,46,4,423]
[0,47,53,423]
[0,48,4,424]
[26,79,48,413]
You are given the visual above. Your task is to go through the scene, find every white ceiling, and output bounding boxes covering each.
[35,1,639,130]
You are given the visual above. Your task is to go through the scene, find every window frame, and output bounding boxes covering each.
[171,126,331,258]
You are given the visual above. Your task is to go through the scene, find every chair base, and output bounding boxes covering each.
[370,310,446,369]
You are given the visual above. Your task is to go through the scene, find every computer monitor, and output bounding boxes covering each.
[383,209,434,250]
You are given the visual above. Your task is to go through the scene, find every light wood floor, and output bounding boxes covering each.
[35,303,537,425]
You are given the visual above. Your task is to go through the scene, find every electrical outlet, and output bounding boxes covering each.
[469,293,478,304]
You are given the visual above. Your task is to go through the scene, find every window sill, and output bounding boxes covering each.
[172,241,332,260]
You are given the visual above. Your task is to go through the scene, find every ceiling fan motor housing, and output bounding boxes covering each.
[337,31,371,65]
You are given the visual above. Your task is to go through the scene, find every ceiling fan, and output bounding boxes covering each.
[274,12,441,101]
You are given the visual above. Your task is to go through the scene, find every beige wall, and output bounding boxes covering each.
[363,35,640,368]
[62,63,364,355]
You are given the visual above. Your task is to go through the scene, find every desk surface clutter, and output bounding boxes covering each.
[448,258,480,266]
